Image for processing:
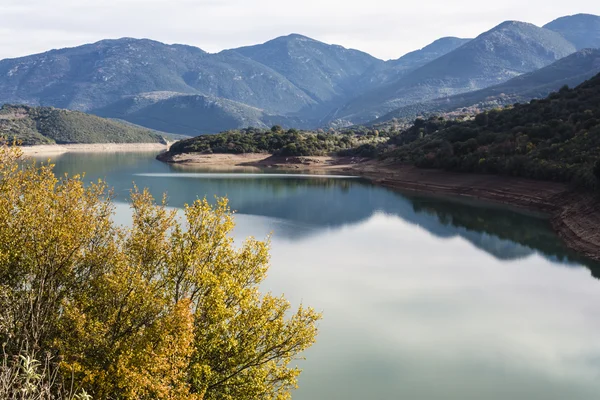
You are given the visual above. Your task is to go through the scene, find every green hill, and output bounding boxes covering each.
[0,104,166,145]
[381,72,600,190]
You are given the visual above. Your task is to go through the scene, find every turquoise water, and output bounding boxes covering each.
[39,151,600,400]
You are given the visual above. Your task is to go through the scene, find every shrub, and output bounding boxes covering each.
[0,145,320,400]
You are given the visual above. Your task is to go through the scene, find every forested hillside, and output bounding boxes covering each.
[381,73,600,189]
[0,104,166,145]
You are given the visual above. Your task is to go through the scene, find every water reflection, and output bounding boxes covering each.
[33,151,598,274]
[31,151,600,400]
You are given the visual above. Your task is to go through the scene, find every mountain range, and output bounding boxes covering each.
[0,13,599,134]
[374,47,600,123]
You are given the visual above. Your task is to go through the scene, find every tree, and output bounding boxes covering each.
[594,159,600,182]
[475,112,488,127]
[0,144,321,400]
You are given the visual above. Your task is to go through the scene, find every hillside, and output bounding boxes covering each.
[0,104,166,145]
[233,34,383,104]
[376,48,600,123]
[381,72,600,190]
[332,21,577,124]
[355,37,471,90]
[544,13,600,50]
[93,91,273,135]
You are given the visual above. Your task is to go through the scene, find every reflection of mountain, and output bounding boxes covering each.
[236,180,591,264]
[45,152,598,275]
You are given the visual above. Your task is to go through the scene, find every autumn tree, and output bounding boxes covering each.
[0,144,321,400]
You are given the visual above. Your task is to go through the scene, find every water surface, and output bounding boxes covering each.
[39,151,600,400]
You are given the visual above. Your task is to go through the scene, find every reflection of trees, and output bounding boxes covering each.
[44,152,599,277]
[405,193,600,277]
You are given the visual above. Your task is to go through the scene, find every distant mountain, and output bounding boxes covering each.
[93,91,272,135]
[544,13,600,50]
[355,37,471,89]
[0,38,315,115]
[0,18,591,134]
[0,104,165,145]
[389,37,472,74]
[233,34,382,105]
[331,21,577,124]
[375,48,600,123]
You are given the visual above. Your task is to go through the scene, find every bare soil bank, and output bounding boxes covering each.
[158,152,600,262]
[20,142,169,156]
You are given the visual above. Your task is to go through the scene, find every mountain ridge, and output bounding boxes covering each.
[330,20,577,124]
[0,14,597,135]
[373,48,600,123]
[544,13,600,50]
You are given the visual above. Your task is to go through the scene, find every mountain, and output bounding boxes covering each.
[331,21,577,124]
[0,104,166,145]
[376,48,600,122]
[355,37,471,89]
[0,19,590,134]
[232,34,382,106]
[93,91,272,135]
[0,37,315,115]
[544,14,600,50]
[389,37,472,74]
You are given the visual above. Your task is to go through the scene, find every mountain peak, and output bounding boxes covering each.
[493,20,538,31]
[91,37,206,53]
[283,33,314,41]
[263,33,319,45]
[544,13,600,50]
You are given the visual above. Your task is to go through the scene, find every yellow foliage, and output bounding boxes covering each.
[0,144,321,400]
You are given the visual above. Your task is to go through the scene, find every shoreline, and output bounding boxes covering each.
[20,142,169,156]
[158,152,600,262]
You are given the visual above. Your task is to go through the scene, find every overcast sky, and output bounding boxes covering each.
[0,0,598,61]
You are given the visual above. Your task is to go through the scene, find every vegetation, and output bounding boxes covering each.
[0,105,167,145]
[381,72,600,190]
[168,125,384,157]
[0,144,320,399]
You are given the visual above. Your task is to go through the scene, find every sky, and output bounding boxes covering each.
[0,0,598,61]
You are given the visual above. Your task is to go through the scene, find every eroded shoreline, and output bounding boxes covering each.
[20,142,170,156]
[158,152,600,262]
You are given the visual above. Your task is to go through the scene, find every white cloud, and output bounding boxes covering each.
[0,0,598,60]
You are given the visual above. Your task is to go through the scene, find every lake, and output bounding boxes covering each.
[38,151,600,400]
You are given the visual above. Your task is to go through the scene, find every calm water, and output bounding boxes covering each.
[38,151,600,400]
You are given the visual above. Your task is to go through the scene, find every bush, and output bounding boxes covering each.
[0,145,320,400]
